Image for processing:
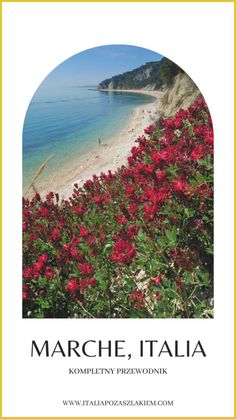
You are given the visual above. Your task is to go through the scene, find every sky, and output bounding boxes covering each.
[39,45,163,90]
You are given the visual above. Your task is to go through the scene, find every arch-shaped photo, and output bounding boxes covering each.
[22,44,213,319]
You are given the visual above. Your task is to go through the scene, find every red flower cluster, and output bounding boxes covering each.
[23,98,213,318]
[129,290,145,308]
[110,240,136,264]
[23,253,56,281]
[65,276,96,297]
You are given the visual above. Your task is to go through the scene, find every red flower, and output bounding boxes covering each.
[115,214,127,225]
[125,184,136,195]
[22,286,28,300]
[46,192,54,200]
[78,277,96,293]
[22,284,33,301]
[204,131,214,146]
[51,228,60,242]
[38,207,49,218]
[71,236,80,245]
[143,203,157,220]
[194,219,204,229]
[156,170,165,181]
[190,144,204,161]
[144,124,156,135]
[170,248,193,271]
[152,276,162,284]
[151,150,167,167]
[72,205,86,217]
[45,266,56,280]
[87,235,95,246]
[33,262,42,275]
[79,226,89,238]
[62,244,70,252]
[33,255,47,278]
[99,233,106,244]
[94,196,102,205]
[38,254,48,265]
[165,119,173,128]
[173,177,187,193]
[23,267,33,280]
[128,203,139,215]
[70,247,79,259]
[136,163,154,175]
[110,240,136,264]
[79,263,93,276]
[127,225,139,239]
[29,233,38,242]
[129,290,145,308]
[197,184,213,198]
[66,278,79,297]
[34,192,41,201]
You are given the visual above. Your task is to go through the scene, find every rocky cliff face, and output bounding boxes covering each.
[158,72,202,117]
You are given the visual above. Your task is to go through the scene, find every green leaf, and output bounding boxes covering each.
[38,277,47,288]
[145,240,155,252]
[196,269,209,285]
[96,269,108,290]
[136,255,149,264]
[184,208,195,218]
[94,300,106,311]
[183,271,193,283]
[79,243,91,253]
[165,226,177,243]
[129,309,148,318]
[189,178,198,186]
[36,297,50,309]
[163,278,171,288]
[137,229,148,241]
[103,243,112,255]
[150,258,167,269]
[195,173,207,183]
[156,237,165,247]
[172,281,177,291]
[197,158,208,166]
[166,165,177,176]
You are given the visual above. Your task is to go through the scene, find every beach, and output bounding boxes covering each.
[26,89,162,199]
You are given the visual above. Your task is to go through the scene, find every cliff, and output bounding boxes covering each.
[158,72,202,117]
[98,61,161,90]
[98,58,182,91]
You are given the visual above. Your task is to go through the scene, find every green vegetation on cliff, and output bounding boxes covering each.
[98,57,183,90]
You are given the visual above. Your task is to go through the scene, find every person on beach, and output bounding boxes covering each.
[98,137,101,146]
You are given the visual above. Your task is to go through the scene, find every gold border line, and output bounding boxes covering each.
[234,0,236,418]
[1,0,234,2]
[0,1,235,419]
[0,2,3,417]
[0,2,2,418]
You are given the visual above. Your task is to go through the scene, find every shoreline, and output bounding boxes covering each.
[25,89,163,200]
[98,88,162,100]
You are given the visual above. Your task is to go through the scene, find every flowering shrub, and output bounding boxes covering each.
[23,98,213,318]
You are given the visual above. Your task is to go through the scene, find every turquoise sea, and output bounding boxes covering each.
[23,86,155,192]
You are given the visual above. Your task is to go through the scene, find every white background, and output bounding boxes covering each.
[2,2,234,417]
